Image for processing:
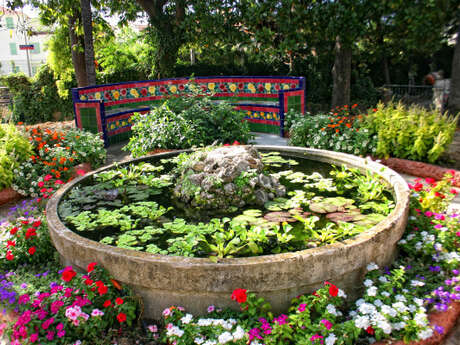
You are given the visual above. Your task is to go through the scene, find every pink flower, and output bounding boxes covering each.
[207,305,215,313]
[425,177,436,184]
[44,174,53,181]
[148,325,158,333]
[424,211,433,217]
[54,180,64,185]
[298,303,307,312]
[38,181,44,188]
[434,213,445,220]
[56,323,64,331]
[91,309,104,317]
[456,232,460,237]
[50,300,64,314]
[162,308,172,317]
[76,169,86,176]
[320,319,333,330]
[65,306,81,321]
[46,331,55,340]
[42,317,54,330]
[18,294,30,305]
[57,330,65,338]
[310,334,324,343]
[451,189,458,195]
[29,332,39,343]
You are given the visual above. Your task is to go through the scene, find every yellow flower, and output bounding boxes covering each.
[170,85,177,93]
[283,84,290,90]
[80,95,87,101]
[229,83,237,92]
[246,111,251,116]
[208,83,215,91]
[273,112,278,120]
[122,121,126,126]
[265,83,271,92]
[248,83,256,93]
[95,92,101,100]
[130,89,139,97]
[267,113,271,119]
[113,91,120,100]
[148,86,156,94]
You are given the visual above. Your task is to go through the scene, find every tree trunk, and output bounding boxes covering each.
[68,14,88,87]
[448,24,460,116]
[135,0,186,78]
[383,54,391,85]
[80,0,96,85]
[331,36,352,108]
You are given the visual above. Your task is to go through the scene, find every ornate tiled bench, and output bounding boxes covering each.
[71,76,305,146]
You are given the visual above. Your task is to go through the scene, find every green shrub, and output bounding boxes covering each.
[0,65,73,124]
[365,102,458,163]
[0,124,33,189]
[124,96,252,157]
[289,106,377,156]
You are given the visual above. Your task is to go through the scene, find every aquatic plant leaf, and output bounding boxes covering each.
[264,197,290,211]
[263,211,296,223]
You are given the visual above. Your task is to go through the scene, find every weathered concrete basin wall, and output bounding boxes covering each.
[46,146,410,319]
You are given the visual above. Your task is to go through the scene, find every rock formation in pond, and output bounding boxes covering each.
[174,146,286,210]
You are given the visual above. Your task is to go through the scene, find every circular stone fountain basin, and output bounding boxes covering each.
[46,146,410,319]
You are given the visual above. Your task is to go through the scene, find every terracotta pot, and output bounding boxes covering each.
[0,187,22,206]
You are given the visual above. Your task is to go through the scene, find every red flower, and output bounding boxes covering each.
[141,88,148,96]
[178,84,185,91]
[366,326,375,335]
[117,312,127,323]
[87,262,97,273]
[21,220,29,225]
[84,278,93,286]
[61,267,76,282]
[28,246,36,255]
[325,281,338,297]
[274,84,280,91]
[231,289,247,303]
[10,227,18,235]
[25,228,37,240]
[232,141,240,145]
[159,86,167,93]
[238,83,244,89]
[435,192,445,199]
[219,84,226,91]
[98,284,108,295]
[121,89,127,96]
[55,180,64,185]
[38,181,44,188]
[450,189,458,195]
[6,251,14,261]
[115,297,124,305]
[425,177,436,184]
[33,220,41,228]
[257,84,264,92]
[103,300,112,308]
[7,240,15,248]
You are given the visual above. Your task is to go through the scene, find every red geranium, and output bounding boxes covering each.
[87,262,97,273]
[325,281,339,297]
[366,326,375,335]
[115,297,124,305]
[25,228,37,240]
[231,288,247,303]
[28,246,36,255]
[6,251,14,261]
[103,300,112,308]
[61,267,76,282]
[10,227,18,235]
[117,312,127,323]
[98,284,108,296]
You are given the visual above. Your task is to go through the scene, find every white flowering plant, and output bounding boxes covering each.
[351,264,433,343]
[160,305,247,345]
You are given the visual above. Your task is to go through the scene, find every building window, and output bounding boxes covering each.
[5,17,15,29]
[31,43,40,54]
[9,43,17,55]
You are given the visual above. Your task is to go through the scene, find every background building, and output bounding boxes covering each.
[0,6,50,76]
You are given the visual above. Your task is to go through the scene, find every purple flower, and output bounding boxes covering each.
[430,266,441,272]
[20,283,27,289]
[434,325,444,334]
[452,269,459,275]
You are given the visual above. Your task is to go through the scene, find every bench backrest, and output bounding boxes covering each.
[72,76,305,146]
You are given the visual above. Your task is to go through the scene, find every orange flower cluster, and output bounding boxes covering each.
[321,104,363,134]
[27,127,75,182]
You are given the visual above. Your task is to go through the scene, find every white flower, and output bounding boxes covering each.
[166,325,184,337]
[418,328,433,340]
[338,289,347,298]
[367,286,378,297]
[364,279,374,287]
[392,321,406,330]
[354,315,370,329]
[409,216,416,220]
[414,313,428,327]
[395,294,407,302]
[218,332,233,344]
[381,305,397,317]
[392,302,408,313]
[359,303,376,315]
[232,326,245,340]
[194,338,205,345]
[180,313,193,324]
[378,276,389,284]
[325,333,337,345]
[377,321,392,334]
[326,304,338,316]
[373,299,383,307]
[381,291,390,298]
[411,280,425,287]
[203,341,217,345]
[367,262,379,271]
[409,305,417,313]
[356,298,365,307]
[414,298,424,306]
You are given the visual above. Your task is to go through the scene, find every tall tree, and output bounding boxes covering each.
[80,0,96,85]
[448,24,460,115]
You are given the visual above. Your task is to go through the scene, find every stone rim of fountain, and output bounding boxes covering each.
[46,146,410,318]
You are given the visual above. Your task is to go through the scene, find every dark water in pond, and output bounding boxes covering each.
[58,151,344,244]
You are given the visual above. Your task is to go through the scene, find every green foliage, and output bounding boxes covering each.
[365,102,458,163]
[289,110,377,156]
[0,65,73,124]
[124,96,252,157]
[0,124,33,189]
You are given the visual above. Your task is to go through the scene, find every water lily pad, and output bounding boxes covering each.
[263,211,296,223]
[353,213,386,226]
[308,197,355,213]
[326,212,364,223]
[288,208,312,217]
[264,198,290,211]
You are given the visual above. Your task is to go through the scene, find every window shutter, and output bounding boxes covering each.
[9,43,17,55]
[5,17,14,29]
